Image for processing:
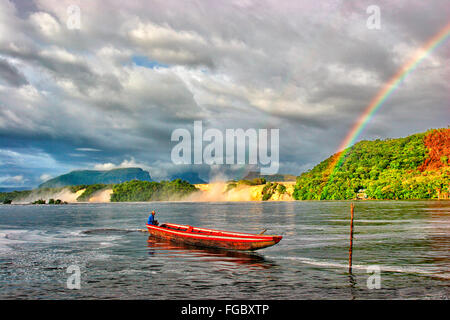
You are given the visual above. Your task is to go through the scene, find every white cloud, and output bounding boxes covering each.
[130,21,207,47]
[75,148,101,152]
[29,12,61,37]
[40,47,78,63]
[0,149,58,169]
[0,175,25,185]
[93,163,116,170]
[93,158,149,171]
[39,173,52,181]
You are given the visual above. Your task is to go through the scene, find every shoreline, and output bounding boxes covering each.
[2,180,448,204]
[2,198,449,205]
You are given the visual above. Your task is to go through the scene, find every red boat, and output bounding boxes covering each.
[146,223,282,251]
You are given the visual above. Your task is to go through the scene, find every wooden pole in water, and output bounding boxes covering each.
[349,203,354,273]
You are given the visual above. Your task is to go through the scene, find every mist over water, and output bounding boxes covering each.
[188,183,254,201]
[0,201,448,299]
[12,188,84,204]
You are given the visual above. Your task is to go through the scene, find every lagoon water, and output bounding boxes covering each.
[0,201,448,299]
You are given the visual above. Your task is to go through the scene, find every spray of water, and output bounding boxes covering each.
[13,188,85,204]
[87,189,113,202]
[186,182,295,202]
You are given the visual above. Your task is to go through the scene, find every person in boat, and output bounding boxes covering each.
[147,210,159,226]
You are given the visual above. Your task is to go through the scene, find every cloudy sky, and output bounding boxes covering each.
[0,0,449,188]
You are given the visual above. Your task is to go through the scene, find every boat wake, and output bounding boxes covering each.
[267,256,450,280]
[82,228,147,235]
[0,230,27,253]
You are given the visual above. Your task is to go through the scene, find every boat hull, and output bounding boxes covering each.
[146,223,282,251]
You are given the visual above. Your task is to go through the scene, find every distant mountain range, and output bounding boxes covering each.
[39,168,152,188]
[37,167,207,188]
[242,171,297,182]
[169,172,207,184]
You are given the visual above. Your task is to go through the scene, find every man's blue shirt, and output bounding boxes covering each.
[147,214,155,225]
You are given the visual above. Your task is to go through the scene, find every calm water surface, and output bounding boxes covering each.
[0,201,448,299]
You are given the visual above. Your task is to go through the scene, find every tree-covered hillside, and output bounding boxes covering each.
[293,128,450,200]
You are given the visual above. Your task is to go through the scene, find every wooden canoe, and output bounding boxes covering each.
[146,223,282,251]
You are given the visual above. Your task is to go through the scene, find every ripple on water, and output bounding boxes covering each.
[0,201,449,299]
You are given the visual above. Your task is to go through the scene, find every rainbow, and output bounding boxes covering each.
[329,20,450,174]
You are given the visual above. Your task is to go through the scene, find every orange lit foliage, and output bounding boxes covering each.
[419,128,450,171]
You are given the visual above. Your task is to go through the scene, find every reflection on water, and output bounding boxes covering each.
[428,203,450,273]
[147,236,277,269]
[348,273,357,300]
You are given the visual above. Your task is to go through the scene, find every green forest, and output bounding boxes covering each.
[293,128,450,200]
[110,179,198,202]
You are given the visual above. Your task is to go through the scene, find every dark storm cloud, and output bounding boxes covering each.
[382,0,450,44]
[0,0,448,186]
[0,44,122,93]
[0,58,28,86]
